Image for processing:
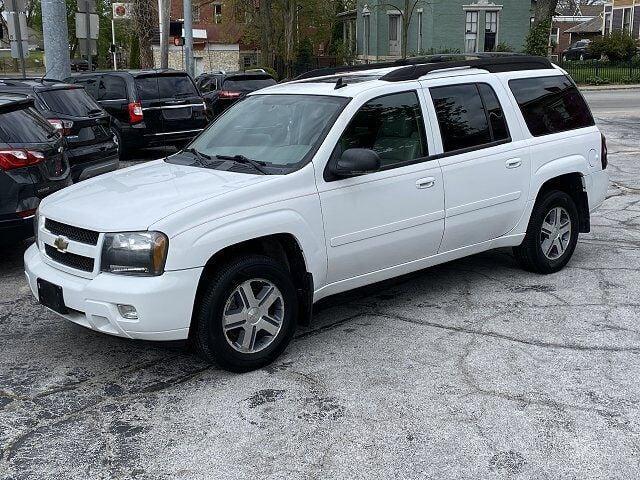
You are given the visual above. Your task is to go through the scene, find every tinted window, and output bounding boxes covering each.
[478,83,509,142]
[135,75,199,100]
[222,77,277,92]
[0,106,57,143]
[336,91,427,168]
[70,77,99,98]
[509,76,594,137]
[100,76,127,100]
[431,84,491,152]
[38,88,102,116]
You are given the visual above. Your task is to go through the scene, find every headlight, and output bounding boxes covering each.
[100,231,168,276]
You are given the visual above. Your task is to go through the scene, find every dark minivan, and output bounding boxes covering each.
[67,70,209,157]
[0,78,119,182]
[0,95,71,246]
[195,70,277,117]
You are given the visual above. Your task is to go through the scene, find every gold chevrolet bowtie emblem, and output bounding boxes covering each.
[53,236,69,252]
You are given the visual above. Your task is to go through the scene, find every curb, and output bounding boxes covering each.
[579,84,640,91]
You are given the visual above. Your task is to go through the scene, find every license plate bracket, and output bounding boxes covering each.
[37,278,68,314]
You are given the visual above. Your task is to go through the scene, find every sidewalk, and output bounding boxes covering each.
[580,84,640,91]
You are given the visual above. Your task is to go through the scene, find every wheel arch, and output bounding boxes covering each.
[534,172,590,233]
[189,233,314,339]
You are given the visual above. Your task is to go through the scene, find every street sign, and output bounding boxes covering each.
[78,39,98,56]
[75,12,99,39]
[6,11,28,59]
[112,3,132,20]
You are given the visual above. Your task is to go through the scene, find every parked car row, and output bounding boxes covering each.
[0,68,278,246]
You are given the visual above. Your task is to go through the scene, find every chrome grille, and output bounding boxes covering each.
[45,244,95,272]
[45,219,99,245]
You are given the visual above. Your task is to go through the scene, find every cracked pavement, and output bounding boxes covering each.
[1,90,640,479]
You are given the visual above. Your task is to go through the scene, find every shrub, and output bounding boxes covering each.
[585,76,610,85]
[495,42,514,53]
[590,32,639,61]
[524,20,551,57]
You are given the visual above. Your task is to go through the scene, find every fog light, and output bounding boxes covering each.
[117,304,138,319]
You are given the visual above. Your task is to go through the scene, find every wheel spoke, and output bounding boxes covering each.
[554,238,564,255]
[259,286,279,309]
[541,237,554,256]
[241,325,256,350]
[223,311,246,330]
[558,224,571,238]
[541,220,555,236]
[554,207,562,227]
[259,317,280,336]
[238,282,258,308]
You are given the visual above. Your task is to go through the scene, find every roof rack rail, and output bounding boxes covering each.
[294,53,552,82]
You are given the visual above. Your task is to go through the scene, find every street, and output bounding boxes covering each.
[1,89,640,479]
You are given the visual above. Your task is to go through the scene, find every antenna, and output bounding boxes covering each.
[334,77,347,90]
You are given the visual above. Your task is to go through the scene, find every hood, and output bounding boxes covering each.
[39,159,274,232]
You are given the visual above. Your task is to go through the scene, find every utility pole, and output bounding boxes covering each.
[158,0,170,68]
[183,0,194,76]
[41,0,71,79]
[7,0,26,78]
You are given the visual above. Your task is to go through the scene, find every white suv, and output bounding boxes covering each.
[25,55,609,371]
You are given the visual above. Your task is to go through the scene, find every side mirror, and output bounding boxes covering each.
[331,148,381,177]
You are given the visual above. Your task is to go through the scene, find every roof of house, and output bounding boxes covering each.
[556,3,603,17]
[566,15,603,34]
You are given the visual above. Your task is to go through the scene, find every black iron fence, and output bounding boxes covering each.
[555,59,640,85]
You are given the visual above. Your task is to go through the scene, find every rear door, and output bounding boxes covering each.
[134,73,207,138]
[97,75,130,126]
[422,76,531,252]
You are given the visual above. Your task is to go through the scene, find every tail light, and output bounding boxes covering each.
[0,150,45,170]
[17,208,37,218]
[600,133,608,170]
[219,90,241,99]
[128,101,144,124]
[48,119,74,136]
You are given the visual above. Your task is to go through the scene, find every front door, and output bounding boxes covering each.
[423,78,530,252]
[389,14,401,56]
[317,90,445,285]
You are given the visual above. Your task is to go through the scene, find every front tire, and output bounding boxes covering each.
[192,255,298,372]
[513,190,579,274]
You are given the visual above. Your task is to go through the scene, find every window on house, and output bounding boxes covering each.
[214,3,222,23]
[335,91,428,168]
[465,11,479,53]
[484,11,498,52]
[550,27,560,46]
[364,14,371,58]
[622,8,632,34]
[604,12,611,36]
[430,83,510,153]
[192,4,200,22]
[417,11,423,53]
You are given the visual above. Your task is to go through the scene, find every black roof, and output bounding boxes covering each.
[295,54,554,82]
[69,68,190,78]
[0,94,35,113]
[0,78,80,94]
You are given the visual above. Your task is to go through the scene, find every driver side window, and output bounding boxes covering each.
[335,91,428,169]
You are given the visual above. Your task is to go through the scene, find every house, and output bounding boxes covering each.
[604,0,640,37]
[549,4,604,59]
[340,0,533,61]
[152,1,260,74]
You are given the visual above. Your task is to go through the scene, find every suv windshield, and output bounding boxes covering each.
[223,76,277,92]
[38,88,102,117]
[136,75,199,100]
[184,94,348,171]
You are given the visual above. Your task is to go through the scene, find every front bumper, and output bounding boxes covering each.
[0,216,33,246]
[24,244,202,341]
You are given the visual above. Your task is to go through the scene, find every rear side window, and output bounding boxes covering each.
[70,77,99,98]
[38,88,102,116]
[431,83,509,153]
[99,76,127,100]
[509,75,594,137]
[222,76,277,92]
[135,75,199,100]
[0,106,56,143]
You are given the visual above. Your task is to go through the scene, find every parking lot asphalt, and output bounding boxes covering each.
[1,91,640,480]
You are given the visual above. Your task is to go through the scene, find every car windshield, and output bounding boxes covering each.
[184,94,349,171]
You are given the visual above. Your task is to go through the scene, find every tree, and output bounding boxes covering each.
[132,0,155,68]
[525,0,560,56]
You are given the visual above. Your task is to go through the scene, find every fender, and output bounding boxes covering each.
[529,154,589,201]
[163,206,328,288]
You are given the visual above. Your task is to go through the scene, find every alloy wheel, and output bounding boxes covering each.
[540,206,572,260]
[222,278,284,353]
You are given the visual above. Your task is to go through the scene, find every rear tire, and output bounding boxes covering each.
[192,255,298,372]
[110,127,128,160]
[513,190,579,274]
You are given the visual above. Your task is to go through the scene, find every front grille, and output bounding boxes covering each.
[45,244,95,272]
[45,219,99,245]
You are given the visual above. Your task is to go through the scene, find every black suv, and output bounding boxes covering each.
[195,70,277,117]
[0,78,119,182]
[0,94,71,246]
[67,70,208,157]
[562,40,598,61]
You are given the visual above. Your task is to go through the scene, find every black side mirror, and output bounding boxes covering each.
[331,148,381,177]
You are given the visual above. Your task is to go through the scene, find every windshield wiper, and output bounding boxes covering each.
[183,147,213,167]
[215,154,270,175]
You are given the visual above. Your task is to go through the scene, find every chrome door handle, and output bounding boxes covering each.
[416,177,436,189]
[506,158,522,169]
